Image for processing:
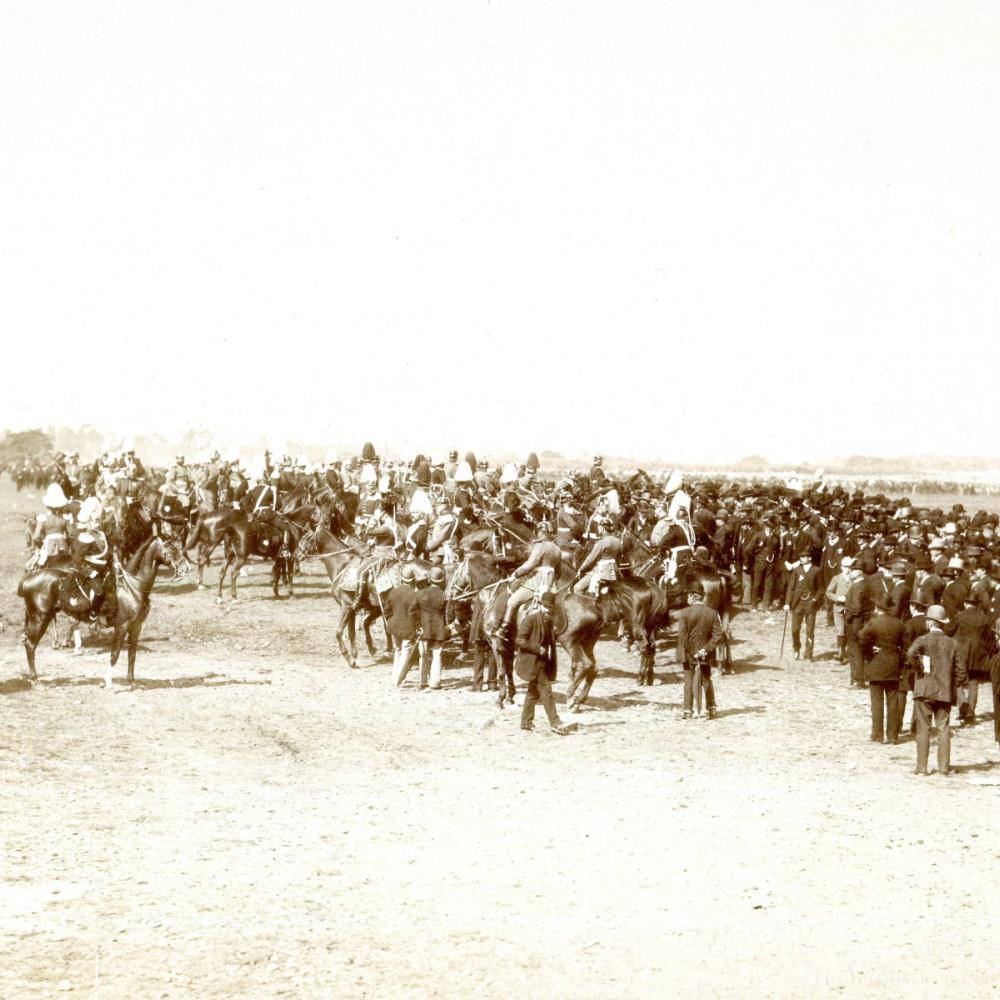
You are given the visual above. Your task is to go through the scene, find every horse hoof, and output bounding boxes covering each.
[198,584,206,591]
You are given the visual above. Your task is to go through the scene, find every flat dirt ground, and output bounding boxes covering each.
[2,477,1000,1000]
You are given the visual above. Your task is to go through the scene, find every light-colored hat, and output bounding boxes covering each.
[499,462,518,484]
[43,483,69,508]
[943,522,957,535]
[926,604,949,624]
[78,496,102,527]
[947,556,964,572]
[454,460,474,483]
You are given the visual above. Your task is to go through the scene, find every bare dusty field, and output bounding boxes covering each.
[2,478,1000,1000]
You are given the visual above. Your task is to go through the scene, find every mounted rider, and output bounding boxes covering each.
[573,517,622,594]
[160,455,193,519]
[32,483,72,566]
[495,520,562,640]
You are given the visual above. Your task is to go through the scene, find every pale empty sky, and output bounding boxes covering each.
[2,1,999,464]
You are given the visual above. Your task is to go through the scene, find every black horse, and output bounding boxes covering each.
[18,535,182,685]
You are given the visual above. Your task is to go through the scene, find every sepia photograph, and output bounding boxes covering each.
[3,2,1000,997]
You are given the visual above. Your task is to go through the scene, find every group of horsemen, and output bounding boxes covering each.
[26,447,1000,696]
[27,446,708,633]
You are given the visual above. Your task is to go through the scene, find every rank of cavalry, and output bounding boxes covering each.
[12,442,1000,770]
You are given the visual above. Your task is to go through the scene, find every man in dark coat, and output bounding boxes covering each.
[952,596,990,726]
[417,565,449,690]
[675,586,725,719]
[844,567,874,688]
[388,563,421,686]
[906,605,968,776]
[515,592,569,734]
[784,546,824,660]
[858,595,907,744]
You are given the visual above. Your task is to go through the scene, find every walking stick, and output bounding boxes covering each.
[780,607,788,658]
[693,656,703,717]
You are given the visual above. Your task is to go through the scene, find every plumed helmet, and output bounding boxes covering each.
[500,462,518,484]
[526,452,540,472]
[464,451,477,472]
[43,483,69,508]
[593,455,603,465]
[429,565,446,584]
[454,461,474,483]
[537,520,553,536]
[414,461,431,487]
[361,441,377,462]
[448,449,458,461]
[400,563,417,583]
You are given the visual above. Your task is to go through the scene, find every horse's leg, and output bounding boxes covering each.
[229,554,247,601]
[271,558,280,598]
[217,545,234,603]
[108,624,128,689]
[569,641,598,710]
[125,620,144,684]
[362,606,379,658]
[22,607,55,681]
[334,598,357,668]
[491,639,507,708]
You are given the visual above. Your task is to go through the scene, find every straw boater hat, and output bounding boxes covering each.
[43,483,69,509]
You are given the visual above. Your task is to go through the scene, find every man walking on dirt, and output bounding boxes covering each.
[515,592,570,734]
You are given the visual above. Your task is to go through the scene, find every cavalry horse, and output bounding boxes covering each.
[215,506,313,601]
[184,507,249,588]
[453,554,609,711]
[18,535,182,686]
[620,527,733,675]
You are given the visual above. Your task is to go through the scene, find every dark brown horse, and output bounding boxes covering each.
[184,507,249,588]
[458,556,607,710]
[215,509,310,601]
[621,528,733,674]
[18,535,182,685]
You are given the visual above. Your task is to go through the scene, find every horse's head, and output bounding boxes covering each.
[156,535,187,579]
